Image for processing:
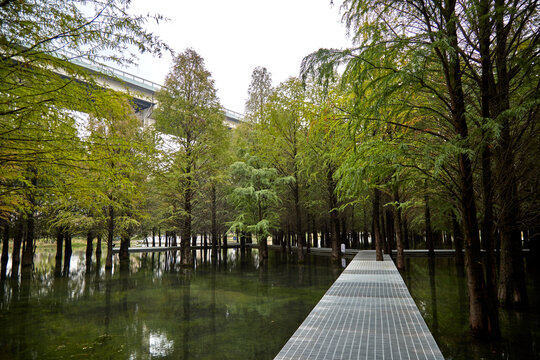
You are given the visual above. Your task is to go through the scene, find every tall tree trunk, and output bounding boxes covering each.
[119,233,130,263]
[385,209,395,254]
[326,167,339,261]
[1,222,10,280]
[11,219,23,278]
[294,177,304,262]
[181,175,193,267]
[493,0,527,308]
[63,232,72,275]
[311,222,317,248]
[452,211,464,266]
[86,231,94,264]
[442,0,496,337]
[373,188,383,261]
[393,189,405,271]
[211,185,218,255]
[380,207,388,254]
[96,234,102,258]
[54,230,63,277]
[21,213,34,268]
[403,217,410,249]
[478,0,500,334]
[363,206,369,248]
[425,191,435,256]
[106,204,114,270]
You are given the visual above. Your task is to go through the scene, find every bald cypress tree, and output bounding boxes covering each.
[154,48,225,267]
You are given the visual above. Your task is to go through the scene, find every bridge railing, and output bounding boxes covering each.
[57,49,162,92]
[56,49,243,120]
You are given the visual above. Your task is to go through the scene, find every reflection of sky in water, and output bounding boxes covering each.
[149,332,174,357]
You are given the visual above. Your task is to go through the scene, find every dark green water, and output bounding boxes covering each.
[0,249,344,360]
[2,250,538,359]
[403,256,540,360]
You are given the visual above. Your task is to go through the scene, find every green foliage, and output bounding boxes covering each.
[0,0,168,238]
[152,48,228,237]
[228,154,293,239]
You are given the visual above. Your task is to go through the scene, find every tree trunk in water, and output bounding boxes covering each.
[493,0,527,310]
[63,233,72,275]
[294,169,304,262]
[258,235,268,264]
[211,185,218,255]
[119,233,130,263]
[11,220,22,278]
[393,190,405,271]
[312,219,318,248]
[380,209,388,254]
[1,222,10,280]
[181,184,193,267]
[478,0,501,330]
[452,212,464,266]
[373,188,383,261]
[54,231,63,277]
[86,231,94,265]
[106,204,114,270]
[424,191,434,256]
[444,0,495,335]
[21,214,35,268]
[403,217,410,249]
[385,209,395,254]
[96,234,102,258]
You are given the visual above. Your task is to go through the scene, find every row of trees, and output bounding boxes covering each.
[0,0,538,342]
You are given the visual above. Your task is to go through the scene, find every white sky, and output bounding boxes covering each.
[128,0,352,113]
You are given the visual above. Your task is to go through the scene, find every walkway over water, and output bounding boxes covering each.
[275,250,444,360]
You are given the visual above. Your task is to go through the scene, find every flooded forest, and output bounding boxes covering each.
[1,0,539,359]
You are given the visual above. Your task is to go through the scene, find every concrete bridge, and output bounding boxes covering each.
[65,53,243,128]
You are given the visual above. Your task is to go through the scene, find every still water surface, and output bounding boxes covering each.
[0,249,344,359]
[1,250,538,359]
[403,256,540,360]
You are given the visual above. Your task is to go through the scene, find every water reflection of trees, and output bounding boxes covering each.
[0,248,342,359]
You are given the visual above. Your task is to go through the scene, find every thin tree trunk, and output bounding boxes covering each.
[385,209,395,254]
[106,204,114,270]
[403,217,409,249]
[55,230,63,277]
[211,185,218,254]
[86,231,93,264]
[181,175,193,266]
[11,219,22,278]
[21,213,34,268]
[96,234,102,258]
[425,190,434,256]
[63,232,72,275]
[393,189,405,270]
[373,188,383,261]
[1,222,10,280]
[452,212,464,266]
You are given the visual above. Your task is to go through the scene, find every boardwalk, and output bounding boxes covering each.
[275,250,445,360]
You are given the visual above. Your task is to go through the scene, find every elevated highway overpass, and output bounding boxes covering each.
[65,53,243,128]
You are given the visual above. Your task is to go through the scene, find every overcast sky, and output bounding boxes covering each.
[128,0,352,113]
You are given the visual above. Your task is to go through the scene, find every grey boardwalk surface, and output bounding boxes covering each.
[275,250,445,360]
